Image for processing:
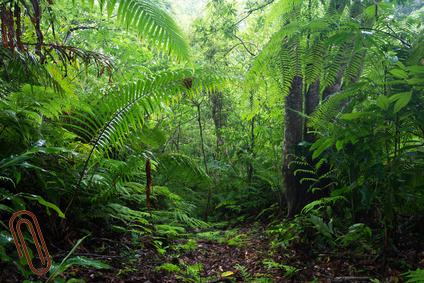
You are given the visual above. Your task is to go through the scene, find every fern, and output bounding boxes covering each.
[105,202,151,225]
[404,268,424,283]
[301,195,347,214]
[67,69,226,194]
[157,152,211,185]
[69,0,192,65]
[307,87,360,131]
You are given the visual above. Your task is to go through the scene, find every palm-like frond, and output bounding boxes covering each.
[157,152,211,185]
[77,0,192,65]
[67,69,227,188]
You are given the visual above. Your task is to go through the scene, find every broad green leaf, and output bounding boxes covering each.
[341,112,381,120]
[312,138,334,159]
[0,204,14,213]
[407,77,424,85]
[63,256,111,269]
[389,69,408,79]
[336,140,343,151]
[408,66,424,74]
[389,92,411,102]
[376,95,390,111]
[11,197,26,211]
[24,195,65,218]
[397,61,406,71]
[47,235,92,281]
[0,231,14,245]
[393,91,412,113]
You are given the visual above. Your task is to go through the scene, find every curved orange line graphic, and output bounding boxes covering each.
[9,210,52,275]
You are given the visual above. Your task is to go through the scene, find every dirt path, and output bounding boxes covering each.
[18,225,419,282]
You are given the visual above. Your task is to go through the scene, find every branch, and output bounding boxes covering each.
[63,25,99,44]
[233,34,257,56]
[231,0,275,27]
[359,27,411,48]
[213,41,258,64]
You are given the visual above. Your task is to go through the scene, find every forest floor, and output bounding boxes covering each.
[6,222,419,283]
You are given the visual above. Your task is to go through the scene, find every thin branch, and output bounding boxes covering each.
[231,0,275,27]
[213,41,258,64]
[233,34,257,56]
[63,25,99,44]
[359,27,411,48]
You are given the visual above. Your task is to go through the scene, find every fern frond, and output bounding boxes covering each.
[158,152,211,185]
[301,195,347,214]
[106,203,150,225]
[299,177,319,184]
[76,0,192,65]
[68,70,227,182]
[307,87,360,130]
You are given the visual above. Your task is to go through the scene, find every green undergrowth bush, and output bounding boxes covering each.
[268,205,376,254]
[155,261,203,282]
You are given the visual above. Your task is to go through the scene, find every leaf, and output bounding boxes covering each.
[393,91,412,113]
[221,271,234,277]
[341,112,382,120]
[376,95,390,111]
[0,231,14,245]
[0,204,14,213]
[407,77,424,85]
[24,195,65,218]
[336,140,343,151]
[389,92,412,103]
[389,69,408,79]
[408,66,424,74]
[11,197,26,211]
[312,138,334,159]
[47,235,92,282]
[62,256,111,269]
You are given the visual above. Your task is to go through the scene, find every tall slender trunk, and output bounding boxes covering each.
[211,92,227,158]
[282,75,304,217]
[247,91,255,186]
[194,101,212,221]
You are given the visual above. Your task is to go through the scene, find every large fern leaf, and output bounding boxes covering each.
[67,69,227,187]
[73,0,192,65]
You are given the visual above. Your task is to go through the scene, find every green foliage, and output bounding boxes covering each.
[267,218,306,249]
[46,234,111,282]
[155,262,181,273]
[309,214,337,248]
[403,268,424,283]
[195,231,223,242]
[262,260,300,278]
[70,0,192,65]
[227,233,249,248]
[340,223,372,248]
[235,264,253,281]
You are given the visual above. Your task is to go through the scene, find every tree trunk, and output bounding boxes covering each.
[193,101,212,221]
[211,92,227,157]
[247,91,255,186]
[282,75,304,217]
[304,80,320,142]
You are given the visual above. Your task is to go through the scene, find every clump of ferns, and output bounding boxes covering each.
[288,154,338,193]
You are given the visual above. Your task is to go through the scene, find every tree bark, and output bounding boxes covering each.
[211,92,227,157]
[282,75,304,217]
[304,80,320,142]
[247,91,255,186]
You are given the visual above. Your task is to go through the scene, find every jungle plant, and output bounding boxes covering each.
[262,260,300,279]
[403,268,424,283]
